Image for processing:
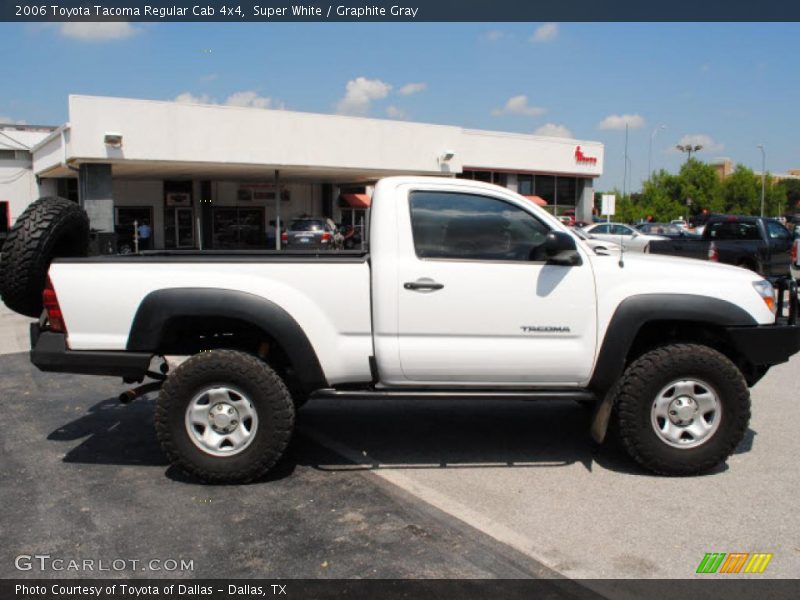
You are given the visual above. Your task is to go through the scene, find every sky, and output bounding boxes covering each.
[1,21,798,191]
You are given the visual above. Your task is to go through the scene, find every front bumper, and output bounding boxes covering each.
[726,276,800,367]
[726,322,800,366]
[30,324,151,379]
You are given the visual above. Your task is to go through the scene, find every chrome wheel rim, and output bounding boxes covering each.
[184,386,259,457]
[650,379,721,449]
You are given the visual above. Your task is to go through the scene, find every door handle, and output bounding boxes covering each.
[404,280,444,291]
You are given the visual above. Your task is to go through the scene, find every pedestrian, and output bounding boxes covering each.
[137,219,152,251]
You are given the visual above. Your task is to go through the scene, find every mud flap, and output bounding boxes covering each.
[590,391,614,444]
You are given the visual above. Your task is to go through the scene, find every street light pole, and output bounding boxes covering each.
[760,150,766,217]
[648,124,666,180]
[622,123,629,198]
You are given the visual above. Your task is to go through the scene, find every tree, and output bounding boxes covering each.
[774,179,800,215]
[677,159,724,215]
[722,165,760,215]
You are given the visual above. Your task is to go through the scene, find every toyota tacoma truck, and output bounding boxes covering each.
[2,177,799,483]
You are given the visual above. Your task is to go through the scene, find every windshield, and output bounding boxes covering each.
[290,219,325,232]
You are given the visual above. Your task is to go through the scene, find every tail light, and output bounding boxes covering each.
[42,277,66,333]
[280,232,288,243]
[792,240,798,266]
[321,232,331,242]
[708,242,719,262]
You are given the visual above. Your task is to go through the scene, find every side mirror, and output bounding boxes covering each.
[544,231,582,266]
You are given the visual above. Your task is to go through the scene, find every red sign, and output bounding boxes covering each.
[574,146,597,165]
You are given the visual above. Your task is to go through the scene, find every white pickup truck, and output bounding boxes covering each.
[3,177,799,483]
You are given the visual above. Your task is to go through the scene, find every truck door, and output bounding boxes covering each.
[765,220,792,277]
[391,186,597,386]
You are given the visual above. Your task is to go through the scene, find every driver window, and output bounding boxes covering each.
[612,224,632,236]
[409,191,551,261]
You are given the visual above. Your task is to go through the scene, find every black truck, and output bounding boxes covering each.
[646,215,793,279]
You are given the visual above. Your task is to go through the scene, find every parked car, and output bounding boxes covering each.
[646,215,792,278]
[582,222,667,252]
[571,225,620,255]
[2,181,799,484]
[280,217,334,250]
[557,215,575,227]
[635,222,701,239]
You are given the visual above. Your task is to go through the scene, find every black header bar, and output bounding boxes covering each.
[3,0,800,22]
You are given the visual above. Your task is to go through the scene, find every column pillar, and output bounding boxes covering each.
[577,181,595,223]
[78,163,115,254]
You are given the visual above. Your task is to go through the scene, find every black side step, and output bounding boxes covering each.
[310,388,597,402]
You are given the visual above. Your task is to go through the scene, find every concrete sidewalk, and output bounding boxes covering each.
[0,301,33,355]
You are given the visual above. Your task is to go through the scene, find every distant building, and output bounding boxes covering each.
[710,157,800,183]
[710,158,734,180]
[0,123,57,240]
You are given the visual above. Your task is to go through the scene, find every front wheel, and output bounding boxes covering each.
[614,344,750,476]
[155,350,295,483]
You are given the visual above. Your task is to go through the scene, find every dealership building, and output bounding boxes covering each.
[1,95,604,250]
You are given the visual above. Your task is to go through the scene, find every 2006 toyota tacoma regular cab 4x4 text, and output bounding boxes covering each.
[2,177,800,483]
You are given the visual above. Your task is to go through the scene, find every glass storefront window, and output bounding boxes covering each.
[556,177,577,209]
[535,175,555,205]
[212,207,266,249]
[116,207,153,253]
[518,175,533,196]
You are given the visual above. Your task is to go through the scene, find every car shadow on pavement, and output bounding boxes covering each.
[46,395,756,484]
[48,396,168,467]
[297,399,659,477]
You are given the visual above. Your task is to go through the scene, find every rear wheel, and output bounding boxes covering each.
[614,344,750,476]
[155,350,295,483]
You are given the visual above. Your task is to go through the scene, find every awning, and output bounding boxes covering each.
[524,195,548,207]
[341,193,371,209]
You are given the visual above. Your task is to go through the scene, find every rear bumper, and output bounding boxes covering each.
[30,324,152,379]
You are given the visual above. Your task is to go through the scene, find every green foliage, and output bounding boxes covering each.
[597,159,797,222]
[722,165,760,215]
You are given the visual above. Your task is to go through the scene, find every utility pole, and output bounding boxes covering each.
[622,123,629,198]
[757,144,766,218]
[275,169,281,250]
[648,124,666,179]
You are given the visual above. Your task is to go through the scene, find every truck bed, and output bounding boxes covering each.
[49,252,374,384]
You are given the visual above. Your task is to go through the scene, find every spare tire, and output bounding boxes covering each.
[0,197,89,317]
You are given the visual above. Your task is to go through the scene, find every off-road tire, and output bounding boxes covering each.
[155,350,295,484]
[0,196,89,317]
[615,343,750,476]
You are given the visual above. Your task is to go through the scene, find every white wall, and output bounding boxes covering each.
[37,96,604,180]
[0,156,39,224]
[460,129,604,178]
[63,95,463,175]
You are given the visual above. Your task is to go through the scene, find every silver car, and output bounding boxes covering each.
[583,222,667,252]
